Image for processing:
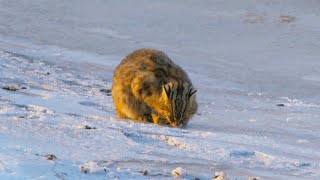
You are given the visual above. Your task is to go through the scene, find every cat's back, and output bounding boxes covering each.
[114,48,191,84]
[115,48,173,73]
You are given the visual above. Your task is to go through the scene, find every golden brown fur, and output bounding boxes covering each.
[112,48,197,127]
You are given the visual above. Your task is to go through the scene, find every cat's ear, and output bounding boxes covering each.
[163,82,173,97]
[188,89,197,114]
[189,89,197,99]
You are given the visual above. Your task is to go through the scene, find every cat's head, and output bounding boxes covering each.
[160,82,197,127]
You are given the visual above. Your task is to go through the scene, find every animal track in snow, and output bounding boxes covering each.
[229,150,255,158]
[255,152,275,166]
[152,135,190,149]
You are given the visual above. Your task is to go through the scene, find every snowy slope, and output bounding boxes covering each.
[0,0,320,179]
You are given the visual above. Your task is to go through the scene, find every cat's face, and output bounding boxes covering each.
[161,82,197,127]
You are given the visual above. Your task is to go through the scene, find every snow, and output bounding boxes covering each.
[0,0,320,179]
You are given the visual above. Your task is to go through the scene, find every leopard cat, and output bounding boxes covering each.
[112,48,197,127]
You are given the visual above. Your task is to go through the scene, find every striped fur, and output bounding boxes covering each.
[163,82,197,126]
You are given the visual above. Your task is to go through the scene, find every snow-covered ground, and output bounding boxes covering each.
[0,0,320,179]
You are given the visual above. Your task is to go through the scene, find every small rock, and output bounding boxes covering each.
[2,85,18,91]
[279,15,296,23]
[44,154,57,160]
[100,89,112,96]
[294,162,311,167]
[80,162,105,173]
[21,87,27,90]
[249,177,260,180]
[213,172,227,180]
[277,104,285,107]
[84,125,97,130]
[139,170,148,175]
[46,72,50,75]
[171,167,187,177]
[81,166,88,173]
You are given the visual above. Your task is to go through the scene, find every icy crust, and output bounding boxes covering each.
[1,51,320,179]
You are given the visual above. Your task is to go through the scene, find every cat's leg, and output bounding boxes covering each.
[113,88,151,121]
[131,73,166,116]
[152,111,169,125]
[141,113,153,123]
